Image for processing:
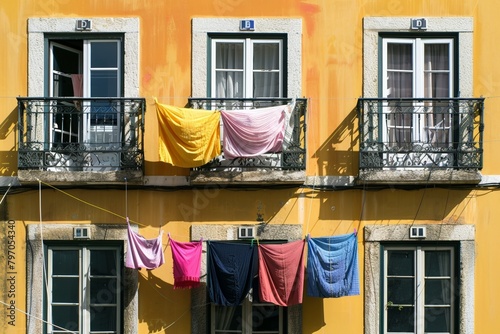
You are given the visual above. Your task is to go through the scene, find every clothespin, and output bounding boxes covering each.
[354,228,357,236]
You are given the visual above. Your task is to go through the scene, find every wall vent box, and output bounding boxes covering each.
[76,19,92,31]
[74,227,90,239]
[238,226,254,239]
[409,226,426,239]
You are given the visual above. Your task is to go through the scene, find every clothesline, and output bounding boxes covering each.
[128,225,360,306]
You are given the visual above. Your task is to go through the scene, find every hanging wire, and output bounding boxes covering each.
[0,300,77,333]
[0,183,12,206]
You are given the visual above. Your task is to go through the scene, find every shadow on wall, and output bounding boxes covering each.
[0,106,19,176]
[312,106,359,176]
[138,269,192,333]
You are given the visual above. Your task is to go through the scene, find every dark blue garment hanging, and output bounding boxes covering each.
[207,241,258,306]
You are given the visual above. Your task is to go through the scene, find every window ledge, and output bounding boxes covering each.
[18,170,143,186]
[358,169,482,185]
[190,170,306,185]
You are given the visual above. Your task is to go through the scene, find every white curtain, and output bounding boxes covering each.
[215,42,279,99]
[424,44,451,147]
[215,43,243,99]
[386,42,450,148]
[387,43,413,147]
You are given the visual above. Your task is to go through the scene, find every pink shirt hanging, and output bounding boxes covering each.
[169,235,203,289]
[125,220,165,270]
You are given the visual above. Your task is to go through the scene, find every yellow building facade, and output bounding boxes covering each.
[0,1,498,333]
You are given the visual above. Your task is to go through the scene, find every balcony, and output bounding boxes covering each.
[357,98,484,184]
[17,97,145,184]
[187,98,307,185]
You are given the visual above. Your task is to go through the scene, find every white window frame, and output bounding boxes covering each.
[28,17,139,98]
[26,223,138,334]
[192,18,302,99]
[47,245,122,334]
[383,245,455,334]
[211,38,283,98]
[363,17,472,99]
[364,224,475,334]
[381,37,455,163]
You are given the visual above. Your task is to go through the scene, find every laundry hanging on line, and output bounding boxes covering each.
[125,219,165,270]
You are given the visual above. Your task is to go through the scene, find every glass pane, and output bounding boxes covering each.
[52,305,79,332]
[215,71,243,98]
[425,251,451,277]
[387,277,414,304]
[425,44,449,70]
[214,305,243,331]
[425,307,451,332]
[91,278,118,304]
[387,306,414,332]
[425,279,451,305]
[91,249,117,276]
[252,304,279,332]
[253,72,280,98]
[424,72,450,98]
[253,43,279,70]
[387,250,414,276]
[387,43,413,70]
[53,45,80,74]
[52,277,79,303]
[90,101,118,126]
[216,43,243,70]
[90,306,117,331]
[387,72,413,98]
[91,41,118,68]
[52,250,79,275]
[90,70,118,97]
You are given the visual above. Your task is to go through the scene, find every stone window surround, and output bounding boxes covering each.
[27,17,139,98]
[190,223,303,334]
[26,223,138,334]
[363,16,473,98]
[191,18,302,98]
[364,224,475,334]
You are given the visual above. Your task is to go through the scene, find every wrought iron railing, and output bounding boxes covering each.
[187,98,307,171]
[17,97,145,171]
[357,98,484,169]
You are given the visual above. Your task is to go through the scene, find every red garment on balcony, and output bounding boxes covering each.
[220,105,288,159]
[258,239,305,306]
[156,101,221,167]
[169,236,203,289]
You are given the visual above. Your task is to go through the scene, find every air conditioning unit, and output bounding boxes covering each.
[238,226,255,239]
[74,227,91,239]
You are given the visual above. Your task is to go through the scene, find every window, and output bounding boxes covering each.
[212,296,284,334]
[383,246,456,334]
[211,38,283,99]
[363,224,475,334]
[382,38,454,161]
[191,18,302,99]
[49,38,122,151]
[26,18,140,174]
[46,245,122,334]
